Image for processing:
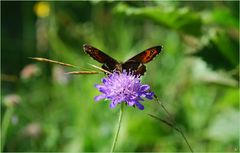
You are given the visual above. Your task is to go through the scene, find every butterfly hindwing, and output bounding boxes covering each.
[83,44,119,72]
[122,61,146,76]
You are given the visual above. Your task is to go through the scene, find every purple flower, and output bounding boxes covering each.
[94,71,154,110]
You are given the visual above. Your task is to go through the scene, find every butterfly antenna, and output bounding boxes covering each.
[88,63,112,74]
[148,113,193,153]
[29,57,79,69]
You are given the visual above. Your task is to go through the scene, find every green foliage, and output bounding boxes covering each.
[114,3,202,36]
[1,1,239,152]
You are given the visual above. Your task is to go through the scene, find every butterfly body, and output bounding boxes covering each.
[83,44,162,76]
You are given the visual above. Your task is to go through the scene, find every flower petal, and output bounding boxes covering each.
[110,101,117,108]
[140,85,150,91]
[145,92,154,99]
[126,100,135,106]
[135,102,144,110]
[95,84,104,89]
[94,94,105,101]
[102,78,107,84]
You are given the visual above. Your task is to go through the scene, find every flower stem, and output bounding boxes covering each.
[110,103,124,153]
[1,107,14,152]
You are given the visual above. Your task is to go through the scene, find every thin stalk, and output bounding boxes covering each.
[148,114,193,153]
[110,104,124,153]
[1,107,14,152]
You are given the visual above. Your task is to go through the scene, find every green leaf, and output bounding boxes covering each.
[212,31,238,66]
[211,8,238,28]
[195,30,238,70]
[114,3,202,36]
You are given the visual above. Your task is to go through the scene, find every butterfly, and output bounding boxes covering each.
[83,44,162,76]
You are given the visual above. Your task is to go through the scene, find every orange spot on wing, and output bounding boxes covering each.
[142,49,158,63]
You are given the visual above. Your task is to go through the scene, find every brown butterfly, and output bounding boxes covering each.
[83,44,162,76]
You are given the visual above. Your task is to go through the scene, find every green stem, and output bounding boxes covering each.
[110,103,124,153]
[1,107,14,152]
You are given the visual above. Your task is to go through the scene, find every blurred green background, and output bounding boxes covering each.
[1,1,239,152]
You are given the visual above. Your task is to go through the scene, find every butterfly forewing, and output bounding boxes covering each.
[126,46,162,64]
[83,44,119,72]
[122,46,162,75]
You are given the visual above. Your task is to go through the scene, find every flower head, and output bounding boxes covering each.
[94,71,154,110]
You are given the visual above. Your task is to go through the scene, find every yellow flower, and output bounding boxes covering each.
[34,2,50,18]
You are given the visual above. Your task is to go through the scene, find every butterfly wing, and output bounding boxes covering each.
[122,46,162,75]
[83,44,119,72]
[126,46,162,64]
